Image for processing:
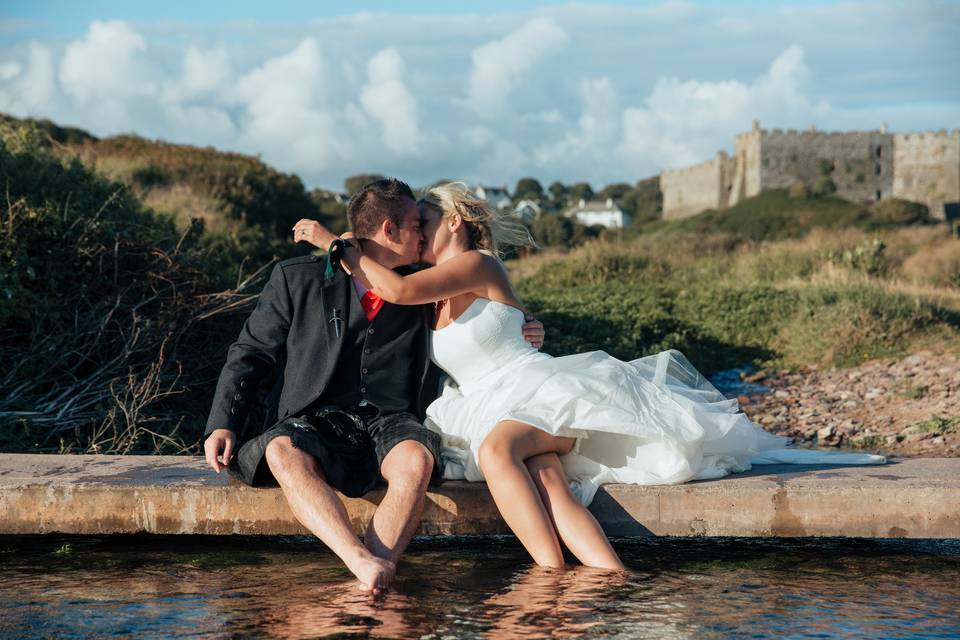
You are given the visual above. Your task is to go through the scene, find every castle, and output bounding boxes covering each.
[661,120,960,221]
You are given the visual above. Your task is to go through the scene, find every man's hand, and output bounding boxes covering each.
[522,314,545,350]
[293,218,338,250]
[204,428,237,474]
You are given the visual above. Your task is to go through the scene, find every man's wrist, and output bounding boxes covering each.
[327,237,356,251]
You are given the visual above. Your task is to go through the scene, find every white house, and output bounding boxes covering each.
[473,184,511,210]
[564,198,631,229]
[513,199,541,222]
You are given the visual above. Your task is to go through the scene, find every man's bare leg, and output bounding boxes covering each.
[265,436,394,593]
[363,439,434,564]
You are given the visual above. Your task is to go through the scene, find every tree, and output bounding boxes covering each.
[599,182,631,201]
[569,182,593,203]
[529,214,574,247]
[548,181,568,200]
[514,177,543,201]
[344,174,386,195]
[622,176,662,226]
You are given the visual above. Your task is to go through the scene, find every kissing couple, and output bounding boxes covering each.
[203,178,883,593]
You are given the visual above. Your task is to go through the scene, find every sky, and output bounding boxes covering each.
[1,1,958,191]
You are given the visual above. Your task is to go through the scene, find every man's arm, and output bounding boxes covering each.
[522,314,545,350]
[203,263,292,472]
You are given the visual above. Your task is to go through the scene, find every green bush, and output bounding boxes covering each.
[0,120,284,454]
[870,198,931,225]
[515,234,958,374]
[827,238,892,277]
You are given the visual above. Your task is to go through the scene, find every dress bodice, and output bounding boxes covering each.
[430,298,550,395]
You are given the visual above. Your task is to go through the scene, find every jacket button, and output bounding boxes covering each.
[240,380,246,388]
[230,407,237,415]
[361,368,369,374]
[367,328,375,335]
[364,348,371,354]
[234,393,243,401]
[360,387,367,393]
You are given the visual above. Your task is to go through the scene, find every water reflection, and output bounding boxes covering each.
[1,535,958,639]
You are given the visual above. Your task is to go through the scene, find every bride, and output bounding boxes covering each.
[295,182,885,571]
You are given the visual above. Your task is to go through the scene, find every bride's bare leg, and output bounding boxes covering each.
[477,420,575,567]
[525,453,625,570]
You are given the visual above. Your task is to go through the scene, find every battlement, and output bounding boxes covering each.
[895,129,960,143]
[761,128,890,141]
[661,151,730,177]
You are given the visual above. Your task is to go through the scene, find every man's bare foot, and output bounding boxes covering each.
[347,553,396,595]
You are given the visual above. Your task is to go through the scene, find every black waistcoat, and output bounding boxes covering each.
[309,283,422,414]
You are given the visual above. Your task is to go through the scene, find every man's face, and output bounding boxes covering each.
[418,204,443,265]
[392,196,424,265]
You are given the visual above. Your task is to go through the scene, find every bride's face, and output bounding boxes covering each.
[418,203,447,264]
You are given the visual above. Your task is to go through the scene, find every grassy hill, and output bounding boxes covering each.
[0,113,956,458]
[644,188,934,242]
[1,113,347,240]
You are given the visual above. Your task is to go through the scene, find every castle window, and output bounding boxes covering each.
[875,162,882,175]
[876,190,882,200]
[876,145,882,158]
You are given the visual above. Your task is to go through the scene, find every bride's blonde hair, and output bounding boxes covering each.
[418,181,537,257]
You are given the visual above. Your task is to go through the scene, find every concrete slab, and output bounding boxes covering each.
[0,454,957,538]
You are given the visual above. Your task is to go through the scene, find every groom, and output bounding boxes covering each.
[203,178,543,593]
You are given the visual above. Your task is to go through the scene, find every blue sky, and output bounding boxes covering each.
[1,1,958,190]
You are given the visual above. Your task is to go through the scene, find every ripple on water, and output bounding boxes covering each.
[0,535,958,639]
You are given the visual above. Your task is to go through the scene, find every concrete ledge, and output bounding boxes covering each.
[1,454,957,538]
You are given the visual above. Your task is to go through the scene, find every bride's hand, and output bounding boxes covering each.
[292,219,338,250]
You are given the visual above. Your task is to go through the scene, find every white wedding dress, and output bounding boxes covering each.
[424,298,885,506]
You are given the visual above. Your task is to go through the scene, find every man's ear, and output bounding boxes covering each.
[448,213,463,233]
[380,217,397,242]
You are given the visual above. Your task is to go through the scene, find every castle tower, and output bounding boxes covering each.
[892,130,960,220]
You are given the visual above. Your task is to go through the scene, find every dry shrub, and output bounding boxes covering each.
[901,240,960,288]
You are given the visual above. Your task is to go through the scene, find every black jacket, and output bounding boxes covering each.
[204,254,441,439]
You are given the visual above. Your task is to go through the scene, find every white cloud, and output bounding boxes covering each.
[59,20,155,106]
[0,61,20,81]
[165,46,232,102]
[467,17,569,117]
[231,38,345,170]
[619,46,830,170]
[360,48,420,155]
[535,77,620,175]
[0,5,954,190]
[0,43,56,113]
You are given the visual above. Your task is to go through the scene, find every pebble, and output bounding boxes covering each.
[741,350,959,458]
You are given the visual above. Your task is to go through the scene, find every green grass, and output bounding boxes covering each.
[643,189,932,242]
[903,416,960,435]
[515,225,959,373]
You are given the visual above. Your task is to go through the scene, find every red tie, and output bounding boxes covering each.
[360,290,384,322]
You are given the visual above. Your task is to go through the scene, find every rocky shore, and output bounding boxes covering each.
[739,350,960,457]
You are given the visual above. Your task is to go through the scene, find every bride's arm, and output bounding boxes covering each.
[346,246,502,305]
[293,217,512,305]
[292,217,543,345]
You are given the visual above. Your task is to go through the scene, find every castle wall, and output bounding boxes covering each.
[893,130,960,219]
[661,151,735,220]
[659,123,957,221]
[758,129,894,202]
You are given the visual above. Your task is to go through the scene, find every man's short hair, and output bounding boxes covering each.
[347,178,416,238]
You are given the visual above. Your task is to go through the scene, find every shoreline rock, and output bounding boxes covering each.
[740,350,960,457]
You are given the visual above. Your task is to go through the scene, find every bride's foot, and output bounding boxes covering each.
[345,551,396,595]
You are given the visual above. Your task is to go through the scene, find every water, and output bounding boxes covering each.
[709,364,771,399]
[2,535,958,639]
